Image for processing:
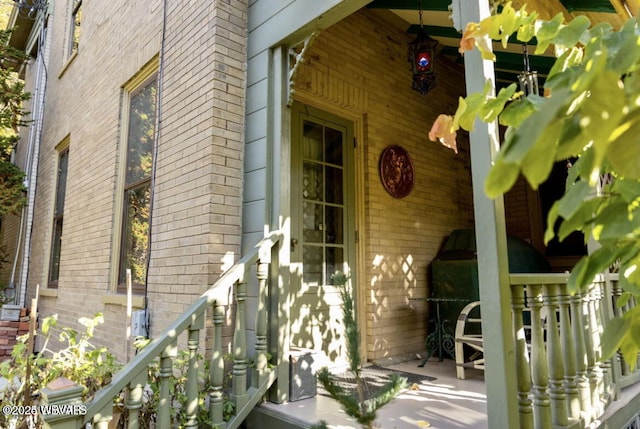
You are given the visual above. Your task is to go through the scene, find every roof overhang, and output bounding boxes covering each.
[367,0,635,88]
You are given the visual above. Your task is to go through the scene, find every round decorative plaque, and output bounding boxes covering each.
[379,145,414,198]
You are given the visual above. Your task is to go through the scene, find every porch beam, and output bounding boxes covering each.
[248,0,372,59]
[451,1,520,428]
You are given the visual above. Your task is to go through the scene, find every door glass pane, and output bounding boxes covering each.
[303,202,323,243]
[326,247,344,285]
[303,162,323,201]
[325,127,343,166]
[325,166,343,204]
[303,121,323,161]
[299,115,347,288]
[303,245,323,285]
[325,206,343,244]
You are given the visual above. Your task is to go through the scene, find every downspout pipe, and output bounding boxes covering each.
[16,17,49,308]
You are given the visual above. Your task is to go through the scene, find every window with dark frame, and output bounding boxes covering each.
[48,148,69,288]
[118,75,158,294]
[68,0,82,57]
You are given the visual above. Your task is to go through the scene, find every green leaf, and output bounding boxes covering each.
[570,42,608,94]
[547,47,583,83]
[557,199,597,241]
[568,247,618,292]
[592,201,633,240]
[598,18,639,72]
[516,12,538,43]
[607,111,640,179]
[553,15,591,55]
[579,21,613,45]
[500,88,571,165]
[42,315,58,336]
[601,316,629,360]
[612,179,640,203]
[556,116,586,160]
[485,159,520,198]
[545,202,560,244]
[534,13,564,54]
[499,95,542,128]
[621,248,640,287]
[617,292,632,308]
[579,72,625,174]
[557,181,591,219]
[619,260,640,296]
[521,117,564,189]
[481,84,517,123]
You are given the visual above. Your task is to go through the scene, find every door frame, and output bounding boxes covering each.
[290,95,367,364]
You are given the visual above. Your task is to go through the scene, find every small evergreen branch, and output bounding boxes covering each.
[314,271,407,429]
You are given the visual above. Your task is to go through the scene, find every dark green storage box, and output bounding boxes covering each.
[430,229,550,335]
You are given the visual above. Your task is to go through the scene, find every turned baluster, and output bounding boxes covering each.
[527,284,552,429]
[209,302,226,426]
[511,286,533,429]
[611,279,630,376]
[126,370,147,429]
[157,343,177,427]
[587,286,604,411]
[570,291,591,415]
[544,284,568,427]
[232,280,249,411]
[594,280,614,402]
[254,259,269,387]
[185,314,205,428]
[558,283,580,420]
[580,287,600,421]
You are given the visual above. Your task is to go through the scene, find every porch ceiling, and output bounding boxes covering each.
[367,0,636,88]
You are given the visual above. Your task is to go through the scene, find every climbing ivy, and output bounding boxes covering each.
[429,3,640,365]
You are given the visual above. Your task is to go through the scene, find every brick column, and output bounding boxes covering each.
[0,308,30,361]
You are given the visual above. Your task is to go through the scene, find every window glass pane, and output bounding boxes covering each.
[55,150,69,216]
[70,0,82,56]
[125,78,157,185]
[120,183,150,285]
[49,149,69,287]
[49,218,63,283]
[324,127,343,166]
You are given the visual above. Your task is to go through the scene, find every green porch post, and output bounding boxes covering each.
[451,1,520,428]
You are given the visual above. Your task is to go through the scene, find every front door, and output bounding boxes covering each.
[290,103,356,368]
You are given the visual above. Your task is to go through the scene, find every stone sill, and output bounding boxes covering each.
[101,293,145,309]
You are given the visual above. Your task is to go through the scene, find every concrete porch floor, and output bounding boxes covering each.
[254,358,488,429]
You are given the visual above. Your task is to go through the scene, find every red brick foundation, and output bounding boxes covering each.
[0,308,30,362]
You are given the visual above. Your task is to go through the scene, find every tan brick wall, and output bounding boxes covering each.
[294,9,475,362]
[504,176,534,242]
[1,0,248,361]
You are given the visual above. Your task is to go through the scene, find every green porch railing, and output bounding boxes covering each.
[510,272,640,429]
[39,230,283,429]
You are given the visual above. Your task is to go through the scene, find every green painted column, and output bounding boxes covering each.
[451,1,520,428]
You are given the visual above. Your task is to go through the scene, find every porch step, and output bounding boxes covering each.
[247,404,313,429]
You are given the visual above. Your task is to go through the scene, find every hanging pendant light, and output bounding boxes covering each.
[518,44,539,96]
[408,0,438,95]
